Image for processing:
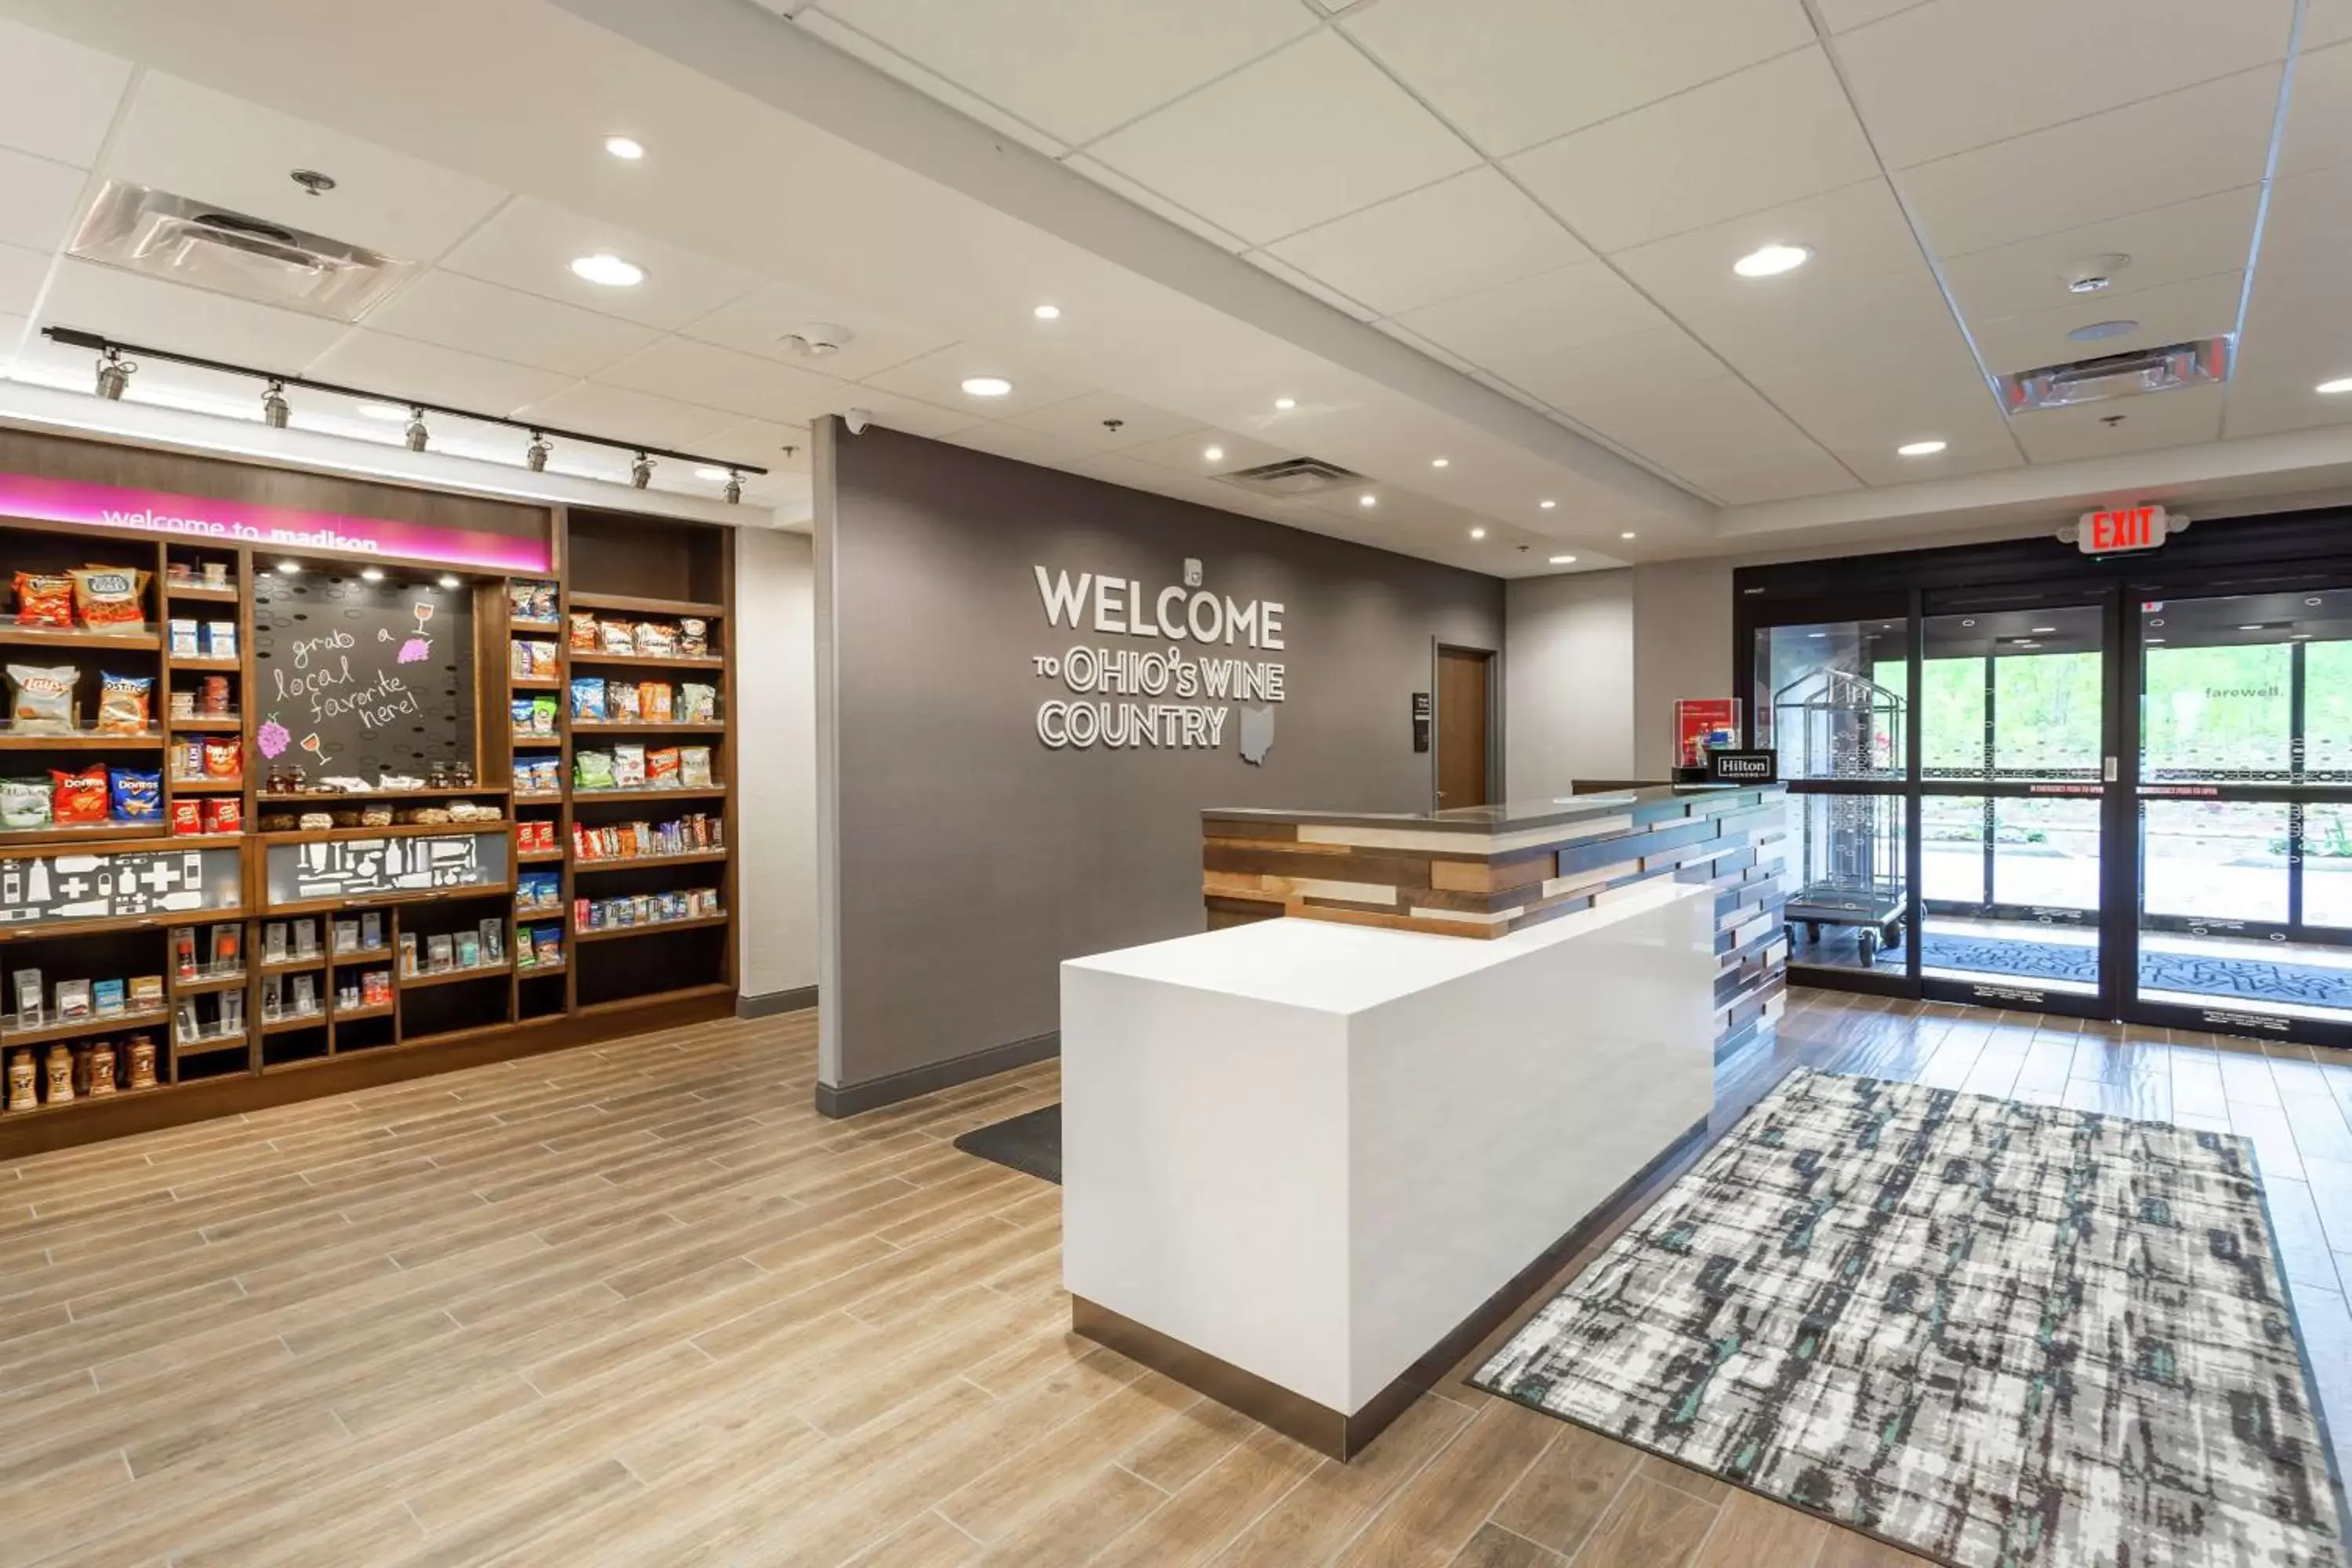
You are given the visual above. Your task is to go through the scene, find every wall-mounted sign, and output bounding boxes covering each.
[1705,749,1777,784]
[0,845,241,926]
[0,471,551,572]
[1411,691,1431,753]
[2068,504,2180,555]
[1029,564,1288,759]
[265,831,507,906]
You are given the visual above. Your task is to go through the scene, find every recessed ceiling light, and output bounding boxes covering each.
[1550,554,1577,565]
[1274,397,1296,411]
[1808,632,1826,639]
[2146,637,2165,644]
[1431,457,1450,469]
[694,466,731,481]
[2292,633,2313,641]
[1359,494,1377,508]
[358,401,408,421]
[1538,499,1557,510]
[2068,319,2139,343]
[1620,531,1637,539]
[439,575,463,590]
[1033,303,1061,321]
[2150,618,2165,627]
[1202,445,1225,463]
[960,376,1014,397]
[1896,440,1947,457]
[1962,619,1976,627]
[1733,243,1811,278]
[276,561,302,575]
[2238,624,2264,632]
[2032,626,2057,633]
[570,252,645,287]
[2318,377,2352,395]
[604,135,645,161]
[1468,527,1486,539]
[360,567,385,583]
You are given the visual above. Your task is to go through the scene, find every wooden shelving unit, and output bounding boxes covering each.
[0,499,738,1153]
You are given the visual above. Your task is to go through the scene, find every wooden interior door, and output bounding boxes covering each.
[1436,647,1492,809]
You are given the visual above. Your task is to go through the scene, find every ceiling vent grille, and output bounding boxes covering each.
[1997,336,2232,412]
[67,180,416,321]
[1214,456,1363,497]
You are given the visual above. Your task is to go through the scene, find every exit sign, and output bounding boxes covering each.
[2078,504,2172,554]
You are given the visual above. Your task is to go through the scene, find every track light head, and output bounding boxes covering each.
[94,347,133,401]
[630,452,654,489]
[261,379,289,429]
[724,470,743,506]
[524,431,551,472]
[403,408,428,452]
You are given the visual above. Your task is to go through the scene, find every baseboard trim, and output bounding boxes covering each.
[814,1029,1058,1118]
[1074,1113,1711,1461]
[737,984,818,1019]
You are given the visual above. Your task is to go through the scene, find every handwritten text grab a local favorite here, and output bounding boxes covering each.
[270,627,425,735]
[1031,566,1286,751]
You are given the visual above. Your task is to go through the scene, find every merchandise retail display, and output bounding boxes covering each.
[0,488,735,1155]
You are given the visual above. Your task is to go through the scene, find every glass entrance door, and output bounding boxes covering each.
[1916,604,2111,1010]
[2132,588,2352,1039]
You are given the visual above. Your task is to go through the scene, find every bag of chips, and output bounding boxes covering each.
[169,800,204,836]
[680,683,717,724]
[203,736,241,779]
[530,641,559,677]
[69,566,149,632]
[645,747,681,788]
[634,621,677,659]
[52,765,108,823]
[600,619,635,655]
[510,697,536,734]
[568,611,601,652]
[13,572,72,630]
[509,641,532,680]
[612,744,646,789]
[641,683,673,723]
[533,695,557,735]
[6,664,78,734]
[677,618,709,658]
[0,777,50,829]
[679,746,713,788]
[610,682,641,722]
[570,676,608,723]
[96,673,153,735]
[108,768,161,822]
[573,749,615,792]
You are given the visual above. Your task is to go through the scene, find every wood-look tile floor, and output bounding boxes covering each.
[2,993,2348,1566]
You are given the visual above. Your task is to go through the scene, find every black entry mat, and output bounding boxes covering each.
[953,1104,1061,1185]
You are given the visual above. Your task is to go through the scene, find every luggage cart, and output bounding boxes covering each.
[1774,668,1907,964]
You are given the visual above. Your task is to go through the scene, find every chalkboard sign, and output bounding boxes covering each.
[0,845,242,927]
[266,831,507,906]
[253,571,474,781]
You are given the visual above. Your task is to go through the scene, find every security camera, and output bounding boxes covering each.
[843,408,872,436]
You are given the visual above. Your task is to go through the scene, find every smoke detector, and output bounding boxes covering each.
[66,180,415,321]
[780,323,852,358]
[1998,337,2232,412]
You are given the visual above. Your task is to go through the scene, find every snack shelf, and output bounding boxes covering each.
[256,786,512,804]
[570,722,726,735]
[0,821,188,849]
[509,734,563,749]
[0,627,162,650]
[565,593,724,618]
[513,791,565,804]
[0,730,165,750]
[329,946,394,967]
[0,1007,172,1050]
[163,583,240,604]
[0,1080,175,1116]
[332,1000,395,1022]
[172,656,240,672]
[172,1030,249,1058]
[171,970,248,995]
[566,652,724,671]
[510,618,563,632]
[514,961,568,978]
[571,849,730,872]
[2,911,246,946]
[575,981,734,1018]
[511,677,564,691]
[572,913,730,942]
[398,961,514,991]
[168,714,242,731]
[262,822,510,844]
[516,848,564,863]
[257,953,327,975]
[571,786,727,804]
[168,777,244,793]
[260,1011,328,1036]
[267,883,512,917]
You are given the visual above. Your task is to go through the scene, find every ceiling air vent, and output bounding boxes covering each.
[67,180,417,321]
[1997,336,2232,412]
[1215,456,1363,497]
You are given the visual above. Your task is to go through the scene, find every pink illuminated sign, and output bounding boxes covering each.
[0,472,552,572]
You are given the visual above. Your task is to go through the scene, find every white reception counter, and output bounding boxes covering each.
[1061,875,1718,1457]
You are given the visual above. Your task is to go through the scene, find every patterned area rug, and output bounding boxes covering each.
[1472,1070,2350,1568]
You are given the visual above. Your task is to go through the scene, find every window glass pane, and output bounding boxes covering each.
[2139,799,2348,1028]
[1753,619,1910,781]
[2311,640,2352,781]
[2141,800,2288,924]
[2311,805,2352,930]
[2140,595,2293,781]
[1993,652,2102,776]
[1784,792,1907,975]
[1919,796,2100,996]
[1920,658,1985,778]
[1921,607,2100,781]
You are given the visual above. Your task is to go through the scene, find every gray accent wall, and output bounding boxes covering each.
[815,420,1504,1105]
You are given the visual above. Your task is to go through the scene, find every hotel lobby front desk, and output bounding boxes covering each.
[1062,786,1788,1457]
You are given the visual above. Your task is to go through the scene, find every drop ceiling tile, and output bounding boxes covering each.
[808,0,1317,147]
[1679,260,1974,393]
[361,270,659,378]
[40,257,350,370]
[2279,38,2352,177]
[439,198,764,332]
[1506,325,1729,418]
[2244,164,2352,302]
[1570,371,1838,471]
[104,74,509,263]
[942,420,1096,473]
[698,419,811,474]
[1835,0,2295,169]
[593,336,841,422]
[2311,0,2352,51]
[788,11,1069,158]
[856,343,1087,416]
[1937,187,2263,324]
[1609,178,1920,321]
[1389,260,1668,380]
[1085,31,1481,247]
[1006,390,1204,450]
[678,280,953,380]
[0,242,47,318]
[1829,441,2023,488]
[1062,155,1250,252]
[1811,0,1930,31]
[775,386,978,441]
[303,330,574,416]
[2223,383,2352,440]
[1762,373,2014,456]
[1897,68,2281,258]
[1505,48,1879,252]
[1969,270,2245,377]
[2009,383,2226,464]
[0,16,130,169]
[1339,0,1814,158]
[1121,425,1296,475]
[0,145,87,252]
[0,312,25,374]
[508,380,743,450]
[1265,169,1589,318]
[1681,449,1863,505]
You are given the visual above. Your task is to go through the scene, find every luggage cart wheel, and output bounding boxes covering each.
[1858,928,1878,964]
